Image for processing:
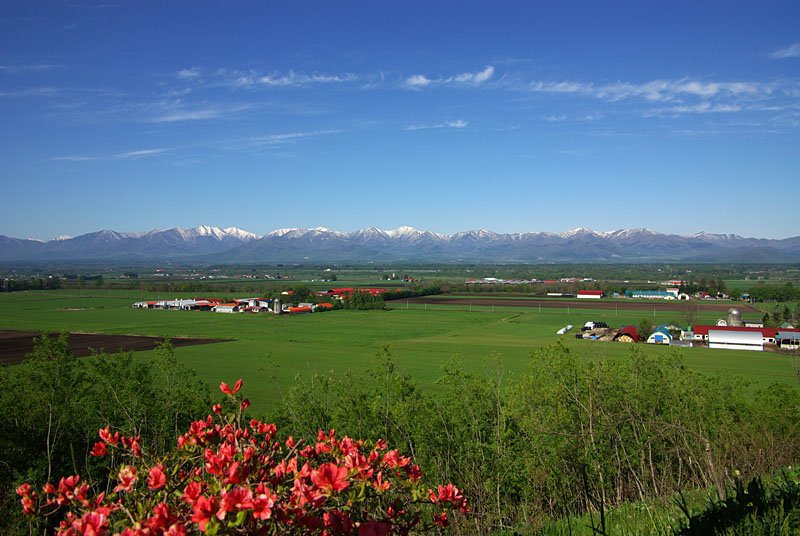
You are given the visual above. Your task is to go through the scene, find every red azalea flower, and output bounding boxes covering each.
[98,426,119,446]
[69,509,110,535]
[147,502,175,530]
[219,381,233,396]
[90,441,107,457]
[311,462,350,493]
[253,483,276,520]
[217,486,253,520]
[406,464,422,481]
[183,481,203,506]
[113,466,137,493]
[16,483,31,497]
[372,471,391,491]
[233,378,243,393]
[191,495,217,532]
[147,464,167,490]
[433,512,449,527]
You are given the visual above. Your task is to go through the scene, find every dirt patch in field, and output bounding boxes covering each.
[404,296,760,313]
[0,330,231,366]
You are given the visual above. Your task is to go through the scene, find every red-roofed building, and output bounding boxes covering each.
[286,306,313,314]
[614,326,639,343]
[577,290,604,299]
[690,325,799,344]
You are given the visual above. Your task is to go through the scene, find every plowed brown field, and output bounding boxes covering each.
[0,330,230,366]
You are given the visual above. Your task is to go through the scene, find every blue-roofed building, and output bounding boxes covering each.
[626,290,677,300]
[646,327,673,344]
[777,331,800,350]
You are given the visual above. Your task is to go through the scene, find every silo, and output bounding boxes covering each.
[727,308,742,327]
[273,298,281,314]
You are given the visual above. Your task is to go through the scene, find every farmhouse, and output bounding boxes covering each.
[577,290,604,299]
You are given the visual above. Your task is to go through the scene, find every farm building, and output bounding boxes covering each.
[212,303,240,313]
[777,331,800,350]
[646,327,673,345]
[690,325,794,345]
[626,290,676,300]
[613,326,639,343]
[285,306,313,314]
[577,290,604,299]
[708,330,763,352]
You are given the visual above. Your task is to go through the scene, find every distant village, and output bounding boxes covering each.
[570,307,799,353]
[131,287,391,315]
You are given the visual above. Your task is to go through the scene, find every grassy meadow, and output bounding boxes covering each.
[0,289,797,413]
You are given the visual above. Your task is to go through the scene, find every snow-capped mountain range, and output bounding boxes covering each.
[1,225,798,263]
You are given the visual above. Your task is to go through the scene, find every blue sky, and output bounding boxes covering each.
[1,1,799,240]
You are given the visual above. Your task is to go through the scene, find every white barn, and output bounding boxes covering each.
[708,330,763,352]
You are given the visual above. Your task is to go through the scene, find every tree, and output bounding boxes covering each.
[638,318,654,339]
[289,285,313,304]
[0,335,209,533]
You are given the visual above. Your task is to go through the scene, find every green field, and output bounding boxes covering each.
[1,290,797,414]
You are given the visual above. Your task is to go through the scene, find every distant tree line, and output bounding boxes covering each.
[747,282,800,303]
[0,276,62,292]
[383,283,446,300]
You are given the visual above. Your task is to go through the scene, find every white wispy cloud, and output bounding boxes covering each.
[0,64,63,73]
[213,69,358,89]
[50,148,171,161]
[258,71,356,87]
[769,42,800,59]
[177,67,201,79]
[666,102,743,114]
[404,65,495,89]
[404,74,433,88]
[113,148,170,159]
[150,108,224,123]
[233,129,343,149]
[453,65,495,84]
[526,78,768,102]
[0,87,61,98]
[50,155,97,161]
[143,98,257,123]
[403,119,468,131]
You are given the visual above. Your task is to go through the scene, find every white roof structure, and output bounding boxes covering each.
[708,330,763,351]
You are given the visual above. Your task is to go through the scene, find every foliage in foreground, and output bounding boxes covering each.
[3,332,800,534]
[17,380,468,535]
[0,334,210,533]
[273,344,800,534]
[675,467,800,535]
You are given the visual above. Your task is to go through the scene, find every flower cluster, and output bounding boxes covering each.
[18,379,467,535]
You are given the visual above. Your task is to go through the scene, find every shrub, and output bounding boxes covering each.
[17,380,468,535]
